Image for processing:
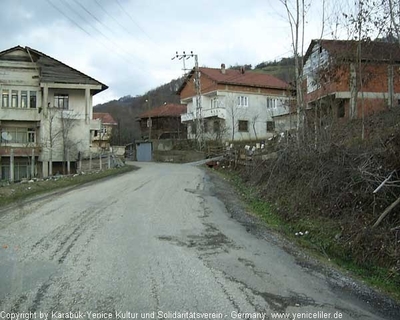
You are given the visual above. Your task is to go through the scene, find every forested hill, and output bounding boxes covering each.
[94,57,295,144]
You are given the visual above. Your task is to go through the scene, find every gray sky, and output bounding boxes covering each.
[0,0,352,105]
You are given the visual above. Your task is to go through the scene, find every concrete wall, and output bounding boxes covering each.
[153,150,206,163]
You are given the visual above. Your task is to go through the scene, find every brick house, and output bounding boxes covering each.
[0,45,107,181]
[178,64,294,141]
[303,39,400,122]
[138,103,187,140]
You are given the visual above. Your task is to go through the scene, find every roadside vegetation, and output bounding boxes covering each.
[0,165,136,209]
[215,108,400,301]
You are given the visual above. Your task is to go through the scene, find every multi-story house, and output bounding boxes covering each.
[0,45,107,181]
[178,64,293,141]
[92,112,117,152]
[303,39,400,121]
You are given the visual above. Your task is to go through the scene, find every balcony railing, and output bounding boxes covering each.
[0,107,41,121]
[181,108,227,122]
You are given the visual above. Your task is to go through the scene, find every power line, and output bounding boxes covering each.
[62,0,137,62]
[114,0,156,45]
[93,0,150,44]
[45,0,146,75]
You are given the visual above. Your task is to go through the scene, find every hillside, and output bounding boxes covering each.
[94,57,295,144]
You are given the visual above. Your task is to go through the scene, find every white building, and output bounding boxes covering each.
[178,64,294,141]
[0,45,107,181]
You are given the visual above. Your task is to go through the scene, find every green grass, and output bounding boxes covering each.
[215,168,400,302]
[0,165,137,209]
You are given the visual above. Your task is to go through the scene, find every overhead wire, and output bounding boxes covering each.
[93,0,152,46]
[46,0,147,75]
[114,0,157,46]
[61,0,142,64]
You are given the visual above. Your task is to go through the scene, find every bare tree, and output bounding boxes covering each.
[60,110,82,174]
[280,0,309,144]
[46,107,62,176]
[224,93,247,141]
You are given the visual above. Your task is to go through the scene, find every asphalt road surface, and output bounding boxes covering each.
[0,162,399,320]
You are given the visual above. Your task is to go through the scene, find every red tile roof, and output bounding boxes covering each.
[178,67,291,94]
[202,67,290,89]
[139,103,187,118]
[93,112,117,125]
[305,39,400,62]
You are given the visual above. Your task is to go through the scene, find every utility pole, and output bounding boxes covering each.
[172,51,204,150]
[145,99,152,140]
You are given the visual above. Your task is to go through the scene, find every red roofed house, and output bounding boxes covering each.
[178,64,294,141]
[304,39,400,122]
[92,112,117,152]
[138,103,187,140]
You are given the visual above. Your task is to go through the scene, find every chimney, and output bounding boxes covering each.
[240,66,245,74]
[221,63,226,74]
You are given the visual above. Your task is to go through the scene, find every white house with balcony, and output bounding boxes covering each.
[178,64,293,142]
[0,45,107,181]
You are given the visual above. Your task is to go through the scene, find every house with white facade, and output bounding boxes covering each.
[178,64,294,141]
[0,45,107,181]
[92,112,117,152]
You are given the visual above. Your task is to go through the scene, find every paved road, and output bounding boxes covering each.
[0,163,398,319]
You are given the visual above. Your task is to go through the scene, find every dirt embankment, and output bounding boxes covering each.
[216,108,400,300]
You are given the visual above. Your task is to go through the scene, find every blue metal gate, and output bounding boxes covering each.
[136,142,152,162]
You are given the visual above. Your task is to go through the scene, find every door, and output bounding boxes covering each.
[136,142,152,162]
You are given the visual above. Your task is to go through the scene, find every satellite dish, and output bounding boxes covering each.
[1,132,12,141]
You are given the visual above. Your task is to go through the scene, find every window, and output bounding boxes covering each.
[266,98,276,109]
[337,101,345,118]
[2,128,34,144]
[54,94,69,109]
[237,96,248,107]
[213,120,220,133]
[30,91,37,108]
[21,91,28,108]
[203,121,208,133]
[267,121,275,132]
[191,122,197,135]
[1,89,37,108]
[28,129,36,143]
[11,90,18,108]
[238,120,249,132]
[2,89,9,107]
[211,97,219,109]
[1,159,30,182]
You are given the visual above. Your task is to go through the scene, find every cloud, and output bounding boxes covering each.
[0,0,337,105]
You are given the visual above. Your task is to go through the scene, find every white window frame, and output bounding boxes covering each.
[1,87,38,108]
[237,96,248,107]
[211,97,219,109]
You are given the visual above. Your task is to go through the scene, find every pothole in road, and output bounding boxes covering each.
[157,223,241,254]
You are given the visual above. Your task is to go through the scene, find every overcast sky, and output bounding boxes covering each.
[0,0,352,105]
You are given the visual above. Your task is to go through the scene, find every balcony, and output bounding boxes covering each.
[0,107,40,121]
[181,108,226,122]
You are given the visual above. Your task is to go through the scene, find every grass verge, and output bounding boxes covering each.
[216,168,400,302]
[0,165,137,209]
